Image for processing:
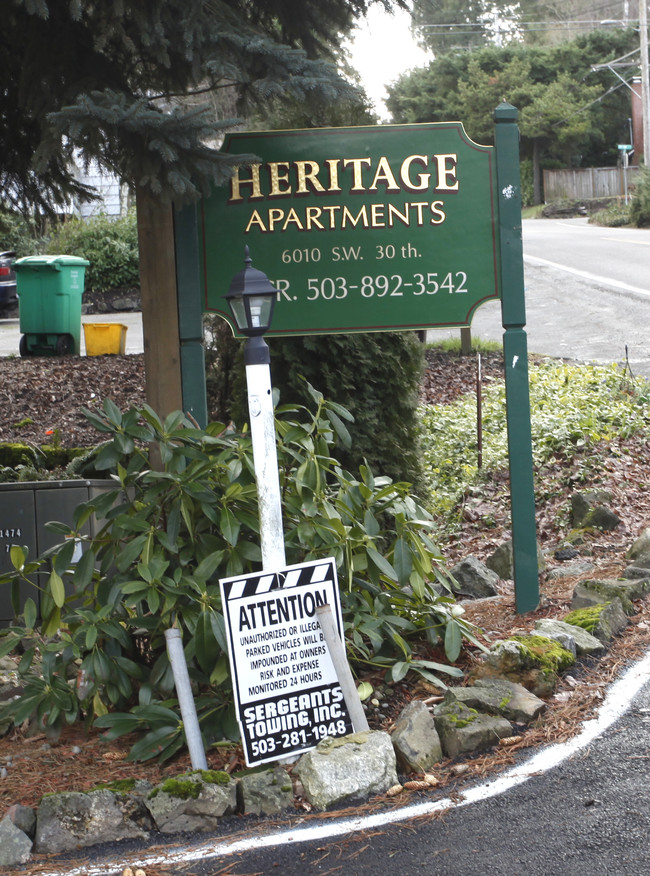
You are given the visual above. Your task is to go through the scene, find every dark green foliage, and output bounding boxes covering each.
[0,394,480,759]
[0,443,39,470]
[387,27,637,204]
[0,209,48,256]
[47,211,140,292]
[589,200,631,228]
[629,166,650,227]
[389,29,636,148]
[204,321,425,488]
[203,316,245,425]
[247,85,378,132]
[2,0,386,215]
[0,441,94,483]
[268,333,425,488]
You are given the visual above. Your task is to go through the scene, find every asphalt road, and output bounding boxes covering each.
[201,661,650,876]
[36,650,650,876]
[436,217,650,378]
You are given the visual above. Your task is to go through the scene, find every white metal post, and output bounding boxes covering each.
[245,341,286,571]
[165,628,208,770]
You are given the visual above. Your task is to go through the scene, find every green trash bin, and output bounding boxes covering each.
[15,254,89,356]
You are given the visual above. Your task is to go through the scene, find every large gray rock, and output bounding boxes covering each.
[390,700,443,773]
[4,803,36,838]
[571,490,620,530]
[111,296,140,311]
[447,678,546,725]
[623,565,650,580]
[0,816,32,867]
[535,618,604,657]
[450,556,499,598]
[594,600,629,642]
[547,560,595,582]
[237,767,294,816]
[627,527,650,561]
[296,731,397,810]
[485,539,545,580]
[571,579,644,615]
[622,538,650,579]
[145,771,237,833]
[433,700,512,758]
[35,789,151,854]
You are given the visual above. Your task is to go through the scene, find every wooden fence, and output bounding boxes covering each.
[543,166,640,201]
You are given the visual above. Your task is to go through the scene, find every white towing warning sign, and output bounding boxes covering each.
[219,557,353,766]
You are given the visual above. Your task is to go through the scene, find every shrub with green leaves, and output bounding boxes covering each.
[419,360,650,532]
[589,200,631,228]
[47,210,139,292]
[630,165,650,227]
[0,388,480,761]
[0,208,48,256]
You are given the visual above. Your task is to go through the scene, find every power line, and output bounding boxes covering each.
[418,20,636,29]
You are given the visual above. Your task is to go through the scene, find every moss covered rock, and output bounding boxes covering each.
[145,770,236,833]
[474,634,575,696]
[446,677,546,724]
[564,599,628,643]
[571,579,644,615]
[433,699,512,758]
[237,767,294,816]
[570,490,620,531]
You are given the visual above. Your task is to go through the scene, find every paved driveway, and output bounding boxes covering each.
[0,311,143,358]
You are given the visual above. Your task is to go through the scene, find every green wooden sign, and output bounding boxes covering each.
[199,123,500,337]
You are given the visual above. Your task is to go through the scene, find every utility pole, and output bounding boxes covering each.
[640,0,650,164]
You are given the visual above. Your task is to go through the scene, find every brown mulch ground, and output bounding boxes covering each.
[0,347,506,449]
[0,354,147,448]
[0,341,650,828]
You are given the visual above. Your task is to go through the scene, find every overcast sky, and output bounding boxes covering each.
[345,5,431,120]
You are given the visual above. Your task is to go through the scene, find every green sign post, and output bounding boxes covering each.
[199,122,500,336]
[183,108,539,612]
[494,103,539,613]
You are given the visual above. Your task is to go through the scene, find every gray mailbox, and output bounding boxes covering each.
[0,479,114,624]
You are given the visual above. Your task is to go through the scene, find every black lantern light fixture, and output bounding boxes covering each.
[223,245,286,573]
[224,245,277,342]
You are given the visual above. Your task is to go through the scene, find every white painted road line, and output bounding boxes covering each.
[524,254,650,298]
[36,646,650,876]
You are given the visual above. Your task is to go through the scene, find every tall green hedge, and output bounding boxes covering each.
[204,318,425,489]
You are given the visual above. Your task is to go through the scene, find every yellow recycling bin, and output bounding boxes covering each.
[83,323,128,356]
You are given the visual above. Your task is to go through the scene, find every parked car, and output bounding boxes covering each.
[0,251,17,314]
